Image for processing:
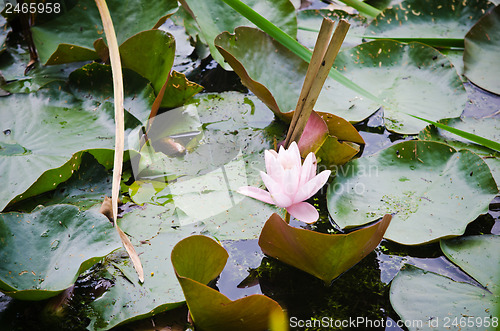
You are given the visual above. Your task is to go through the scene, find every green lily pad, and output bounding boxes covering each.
[326,140,498,245]
[119,29,175,95]
[161,70,203,109]
[0,91,119,211]
[297,9,368,50]
[118,30,202,107]
[31,0,178,64]
[178,0,297,69]
[464,5,500,94]
[215,27,466,134]
[68,62,155,124]
[390,235,500,330]
[419,117,500,187]
[8,152,112,213]
[0,204,121,300]
[258,213,391,284]
[171,235,287,330]
[365,0,494,48]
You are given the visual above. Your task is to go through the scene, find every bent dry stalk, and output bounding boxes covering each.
[95,0,144,283]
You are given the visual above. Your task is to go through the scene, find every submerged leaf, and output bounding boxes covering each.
[258,213,391,284]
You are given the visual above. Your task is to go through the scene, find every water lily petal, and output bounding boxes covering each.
[287,202,319,223]
[294,170,331,203]
[236,186,274,205]
[300,152,316,185]
[261,171,293,207]
[288,141,302,168]
[283,166,300,198]
[265,150,284,184]
[278,141,301,170]
[268,149,278,157]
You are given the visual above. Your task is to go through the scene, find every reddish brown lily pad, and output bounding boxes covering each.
[258,213,391,284]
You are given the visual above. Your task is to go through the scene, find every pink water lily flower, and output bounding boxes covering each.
[237,141,331,223]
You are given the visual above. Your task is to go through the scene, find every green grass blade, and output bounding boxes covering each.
[336,0,381,18]
[410,115,500,152]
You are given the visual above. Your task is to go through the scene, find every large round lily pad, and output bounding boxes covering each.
[0,204,121,300]
[390,235,500,330]
[327,140,498,245]
[365,0,494,47]
[464,5,500,94]
[215,28,466,134]
[0,91,117,211]
[326,40,466,133]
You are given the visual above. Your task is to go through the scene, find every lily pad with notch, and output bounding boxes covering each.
[326,140,498,245]
[390,235,500,330]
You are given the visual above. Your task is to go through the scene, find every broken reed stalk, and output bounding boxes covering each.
[284,19,350,149]
[284,18,334,148]
[95,0,144,283]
